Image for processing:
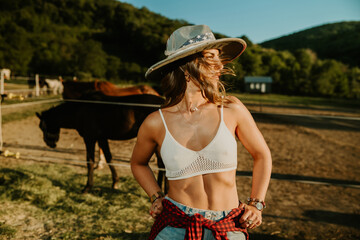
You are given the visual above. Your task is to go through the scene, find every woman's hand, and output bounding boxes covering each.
[238,203,262,229]
[149,197,164,219]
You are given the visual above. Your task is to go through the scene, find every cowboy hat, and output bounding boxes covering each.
[145,25,247,81]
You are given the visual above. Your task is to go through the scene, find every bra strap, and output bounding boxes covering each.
[158,109,169,131]
[220,105,224,121]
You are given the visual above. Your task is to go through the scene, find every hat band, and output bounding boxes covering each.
[180,32,216,49]
[165,32,216,56]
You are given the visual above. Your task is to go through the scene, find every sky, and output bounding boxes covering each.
[118,0,360,43]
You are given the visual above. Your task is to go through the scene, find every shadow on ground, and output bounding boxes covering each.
[236,171,360,189]
[249,232,290,240]
[252,113,360,132]
[3,142,85,154]
[95,232,148,240]
[246,103,360,114]
[303,210,360,229]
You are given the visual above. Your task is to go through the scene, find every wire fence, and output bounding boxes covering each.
[1,99,62,109]
[0,86,359,189]
[2,149,360,189]
[0,73,65,98]
[11,151,165,172]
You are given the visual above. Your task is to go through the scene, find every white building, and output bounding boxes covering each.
[244,76,272,93]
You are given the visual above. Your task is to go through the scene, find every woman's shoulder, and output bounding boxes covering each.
[223,95,248,113]
[141,110,163,132]
[223,95,255,125]
[142,107,177,130]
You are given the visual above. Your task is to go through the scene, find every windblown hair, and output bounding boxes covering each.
[161,53,235,108]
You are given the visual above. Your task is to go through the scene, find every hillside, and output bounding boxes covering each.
[260,21,360,67]
[0,0,187,81]
[0,0,359,98]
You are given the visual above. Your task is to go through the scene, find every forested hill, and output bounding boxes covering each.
[0,0,359,98]
[260,21,360,67]
[0,0,189,80]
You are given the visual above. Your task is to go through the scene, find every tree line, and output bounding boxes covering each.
[260,21,360,68]
[225,38,360,98]
[0,0,359,98]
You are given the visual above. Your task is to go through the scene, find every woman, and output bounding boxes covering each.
[131,25,272,240]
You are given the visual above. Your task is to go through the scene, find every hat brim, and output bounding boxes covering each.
[145,38,247,81]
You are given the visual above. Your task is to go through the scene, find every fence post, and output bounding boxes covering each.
[0,70,4,95]
[35,74,40,97]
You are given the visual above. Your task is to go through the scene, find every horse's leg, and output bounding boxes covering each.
[98,138,119,189]
[94,147,106,170]
[83,138,96,193]
[98,147,106,169]
[155,152,167,194]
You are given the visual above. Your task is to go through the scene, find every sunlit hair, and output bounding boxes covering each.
[161,51,235,108]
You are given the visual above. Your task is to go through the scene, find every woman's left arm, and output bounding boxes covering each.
[228,97,272,228]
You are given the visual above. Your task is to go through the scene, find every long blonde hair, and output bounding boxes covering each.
[161,52,234,108]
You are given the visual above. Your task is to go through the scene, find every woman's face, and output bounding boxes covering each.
[201,49,223,82]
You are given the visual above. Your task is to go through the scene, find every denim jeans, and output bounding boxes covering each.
[155,197,246,240]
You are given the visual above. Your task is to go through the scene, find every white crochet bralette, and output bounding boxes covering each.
[159,106,237,180]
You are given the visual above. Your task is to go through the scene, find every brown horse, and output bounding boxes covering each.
[61,81,166,191]
[37,93,165,193]
[62,81,162,170]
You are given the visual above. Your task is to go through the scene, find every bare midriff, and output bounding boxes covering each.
[167,170,239,211]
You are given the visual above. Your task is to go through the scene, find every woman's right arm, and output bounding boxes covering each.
[130,112,164,217]
[131,112,162,197]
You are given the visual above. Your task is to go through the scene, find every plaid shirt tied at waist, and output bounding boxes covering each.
[149,199,248,240]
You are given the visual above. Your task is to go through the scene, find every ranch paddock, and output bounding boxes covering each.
[0,102,359,239]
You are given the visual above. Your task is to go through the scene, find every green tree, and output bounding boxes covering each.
[237,47,263,76]
[106,56,122,81]
[74,39,107,78]
[0,22,33,74]
[311,60,349,97]
[347,67,360,99]
[277,51,297,94]
[293,49,317,94]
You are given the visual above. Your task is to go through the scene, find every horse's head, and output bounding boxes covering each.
[36,112,60,148]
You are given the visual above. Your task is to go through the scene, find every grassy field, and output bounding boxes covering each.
[0,89,153,239]
[0,163,152,240]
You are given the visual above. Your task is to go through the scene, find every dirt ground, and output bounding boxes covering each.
[0,104,359,239]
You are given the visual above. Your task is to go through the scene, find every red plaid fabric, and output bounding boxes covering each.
[148,199,248,240]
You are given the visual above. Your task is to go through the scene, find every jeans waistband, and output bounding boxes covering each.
[165,196,232,221]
